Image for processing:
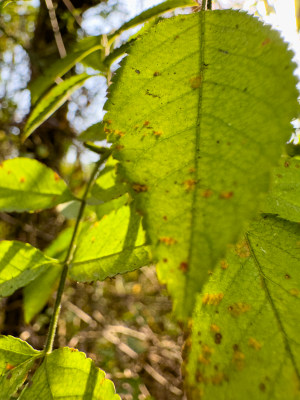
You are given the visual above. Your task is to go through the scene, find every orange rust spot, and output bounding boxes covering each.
[143,121,150,127]
[190,76,202,89]
[163,258,168,263]
[54,172,60,181]
[153,130,163,137]
[220,260,229,270]
[104,127,111,134]
[202,344,214,356]
[70,348,79,352]
[233,350,245,370]
[228,302,251,317]
[262,38,271,46]
[0,163,3,168]
[132,183,148,193]
[248,337,262,350]
[183,179,197,191]
[235,241,250,258]
[114,130,125,137]
[211,372,225,385]
[159,237,177,245]
[179,262,188,272]
[198,354,210,365]
[220,191,234,199]
[202,293,224,305]
[189,167,196,173]
[210,324,220,333]
[290,288,300,297]
[5,363,15,371]
[201,189,213,198]
[20,177,26,183]
[115,145,124,151]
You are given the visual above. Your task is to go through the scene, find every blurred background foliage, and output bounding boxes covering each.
[0,1,299,399]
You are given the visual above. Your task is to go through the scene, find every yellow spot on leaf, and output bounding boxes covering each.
[248,337,262,350]
[228,302,251,317]
[159,237,177,245]
[202,293,224,305]
[153,130,163,137]
[179,261,188,272]
[190,76,202,89]
[290,288,300,297]
[210,324,220,333]
[235,241,250,258]
[233,350,245,370]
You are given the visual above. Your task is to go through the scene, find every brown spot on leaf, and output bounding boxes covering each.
[220,191,234,199]
[285,274,291,279]
[220,260,229,270]
[179,262,188,272]
[189,167,196,173]
[143,121,150,127]
[202,189,213,198]
[132,183,148,193]
[153,71,160,77]
[115,145,124,151]
[190,76,202,89]
[284,160,290,168]
[159,237,177,245]
[202,293,224,305]
[163,216,167,221]
[259,383,266,392]
[163,258,168,263]
[228,302,251,317]
[135,69,140,74]
[183,179,197,191]
[262,38,271,46]
[20,177,26,183]
[215,333,222,344]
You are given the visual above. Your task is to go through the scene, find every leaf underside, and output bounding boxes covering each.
[0,158,73,212]
[184,215,300,400]
[19,348,120,400]
[104,10,299,319]
[70,206,151,282]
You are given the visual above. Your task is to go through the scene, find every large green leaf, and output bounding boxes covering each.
[22,73,92,141]
[184,215,300,400]
[0,336,41,400]
[30,37,103,105]
[69,206,151,282]
[0,241,60,297]
[263,156,300,222]
[0,158,73,212]
[104,11,299,319]
[19,347,120,400]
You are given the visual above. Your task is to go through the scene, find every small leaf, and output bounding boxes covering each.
[0,241,60,297]
[105,11,299,319]
[77,122,106,142]
[184,216,300,399]
[263,156,300,222]
[19,347,120,400]
[70,206,151,282]
[0,158,74,212]
[22,73,92,141]
[30,37,103,105]
[109,0,198,42]
[0,336,40,400]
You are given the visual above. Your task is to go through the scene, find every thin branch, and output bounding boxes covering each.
[62,0,82,27]
[44,0,67,58]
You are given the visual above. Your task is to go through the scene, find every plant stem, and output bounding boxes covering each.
[207,0,212,9]
[44,152,110,354]
[201,0,212,10]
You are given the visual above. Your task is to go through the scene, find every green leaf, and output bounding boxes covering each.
[19,347,120,400]
[263,156,300,222]
[23,265,62,323]
[184,215,300,399]
[0,241,60,297]
[0,0,13,11]
[30,37,103,105]
[22,73,92,142]
[0,336,40,400]
[94,194,130,219]
[109,0,198,43]
[69,206,151,282]
[77,122,106,142]
[90,158,128,203]
[104,11,299,319]
[0,158,74,212]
